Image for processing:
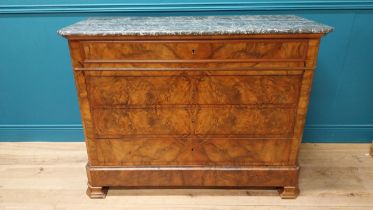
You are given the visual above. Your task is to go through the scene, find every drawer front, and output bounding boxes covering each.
[82,40,308,61]
[86,74,302,106]
[94,138,291,166]
[92,107,295,138]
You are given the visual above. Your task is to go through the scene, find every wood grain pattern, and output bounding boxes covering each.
[94,138,292,166]
[68,41,99,164]
[86,74,302,106]
[82,40,308,61]
[87,165,299,188]
[82,60,306,69]
[92,107,295,137]
[63,33,328,199]
[288,39,321,165]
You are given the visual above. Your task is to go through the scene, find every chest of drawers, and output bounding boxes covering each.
[59,15,332,199]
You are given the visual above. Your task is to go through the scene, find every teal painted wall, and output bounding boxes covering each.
[1,1,373,142]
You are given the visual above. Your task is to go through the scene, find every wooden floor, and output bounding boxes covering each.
[0,143,372,210]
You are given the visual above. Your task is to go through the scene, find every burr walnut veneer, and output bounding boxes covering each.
[59,16,331,199]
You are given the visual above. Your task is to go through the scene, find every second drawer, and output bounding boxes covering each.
[86,74,302,106]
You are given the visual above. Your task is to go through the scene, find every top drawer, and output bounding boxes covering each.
[81,40,308,61]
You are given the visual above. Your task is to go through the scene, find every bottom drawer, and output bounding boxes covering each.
[93,138,291,166]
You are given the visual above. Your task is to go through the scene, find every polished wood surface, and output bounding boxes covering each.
[63,33,327,199]
[81,40,308,60]
[86,73,302,106]
[1,143,372,210]
[93,138,292,166]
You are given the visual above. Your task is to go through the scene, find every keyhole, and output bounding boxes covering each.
[192,49,196,55]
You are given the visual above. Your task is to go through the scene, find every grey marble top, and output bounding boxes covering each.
[58,15,333,36]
